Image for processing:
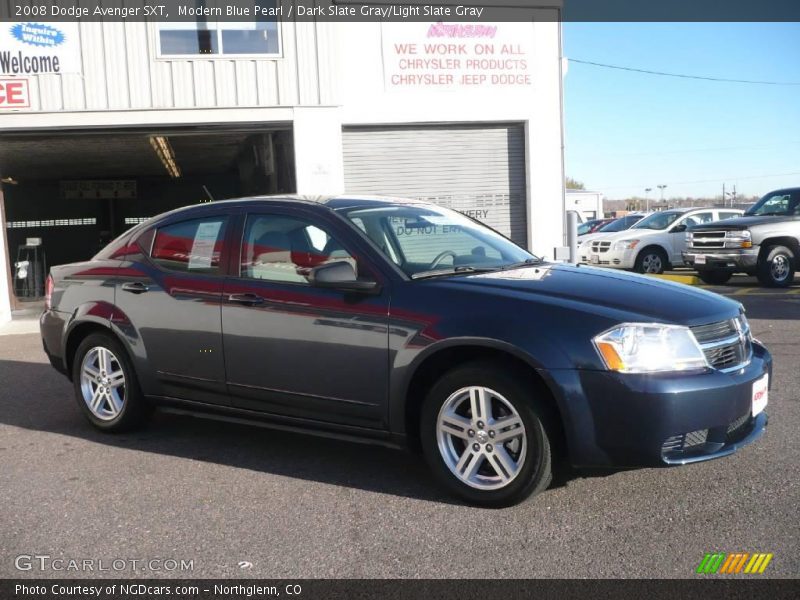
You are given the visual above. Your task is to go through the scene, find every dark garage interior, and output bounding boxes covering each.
[0,125,295,301]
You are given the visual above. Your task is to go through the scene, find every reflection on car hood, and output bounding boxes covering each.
[690,215,800,230]
[440,263,741,326]
[591,227,664,242]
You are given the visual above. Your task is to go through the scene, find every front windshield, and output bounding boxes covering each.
[631,211,683,230]
[577,221,596,235]
[598,217,632,232]
[745,191,800,216]
[339,204,537,278]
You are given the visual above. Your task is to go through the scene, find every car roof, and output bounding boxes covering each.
[152,194,431,221]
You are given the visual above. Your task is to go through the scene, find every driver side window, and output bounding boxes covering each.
[240,214,356,284]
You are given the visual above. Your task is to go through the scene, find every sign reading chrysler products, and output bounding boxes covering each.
[382,22,534,90]
[0,22,81,76]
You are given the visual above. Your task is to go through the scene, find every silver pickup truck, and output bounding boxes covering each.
[684,187,799,287]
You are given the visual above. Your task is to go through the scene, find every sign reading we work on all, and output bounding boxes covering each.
[0,22,81,76]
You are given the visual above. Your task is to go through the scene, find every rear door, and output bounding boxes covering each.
[221,206,390,428]
[115,210,233,405]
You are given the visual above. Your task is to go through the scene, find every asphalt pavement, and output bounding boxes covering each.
[0,288,798,579]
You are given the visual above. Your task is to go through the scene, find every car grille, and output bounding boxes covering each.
[691,316,751,372]
[590,241,611,253]
[689,230,727,249]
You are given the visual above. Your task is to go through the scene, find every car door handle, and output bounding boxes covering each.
[121,282,149,294]
[228,293,265,306]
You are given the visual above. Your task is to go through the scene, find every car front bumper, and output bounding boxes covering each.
[579,247,636,269]
[683,248,759,271]
[546,341,772,468]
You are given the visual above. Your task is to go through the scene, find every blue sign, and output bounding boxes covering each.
[10,23,66,48]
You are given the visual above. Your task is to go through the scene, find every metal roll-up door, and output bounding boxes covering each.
[342,124,528,247]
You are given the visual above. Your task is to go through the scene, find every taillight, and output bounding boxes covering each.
[45,274,54,311]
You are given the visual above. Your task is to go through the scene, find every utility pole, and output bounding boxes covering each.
[723,183,726,207]
[644,187,652,212]
[657,184,667,208]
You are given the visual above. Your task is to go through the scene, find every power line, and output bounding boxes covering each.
[590,141,800,159]
[568,58,800,86]
[600,170,800,191]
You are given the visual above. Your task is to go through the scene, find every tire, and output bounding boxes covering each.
[420,360,554,507]
[756,245,796,288]
[634,247,668,274]
[697,270,733,285]
[71,332,151,432]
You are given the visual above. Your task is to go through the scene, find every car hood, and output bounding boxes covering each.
[577,231,611,243]
[441,263,741,326]
[592,227,665,242]
[690,215,800,230]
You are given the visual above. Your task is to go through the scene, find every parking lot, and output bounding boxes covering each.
[0,284,798,579]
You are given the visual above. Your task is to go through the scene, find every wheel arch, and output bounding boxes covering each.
[634,243,670,270]
[758,236,800,259]
[401,341,569,458]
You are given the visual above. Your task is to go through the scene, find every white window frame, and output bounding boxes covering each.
[154,17,283,60]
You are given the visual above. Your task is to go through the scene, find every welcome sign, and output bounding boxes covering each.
[0,22,81,75]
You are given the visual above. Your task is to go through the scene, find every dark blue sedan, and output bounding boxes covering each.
[40,196,771,506]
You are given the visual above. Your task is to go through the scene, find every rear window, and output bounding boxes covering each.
[150,217,228,274]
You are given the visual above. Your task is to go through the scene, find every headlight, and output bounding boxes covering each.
[593,323,709,373]
[613,239,640,250]
[725,230,752,248]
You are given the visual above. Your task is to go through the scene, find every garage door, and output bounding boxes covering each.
[342,124,528,246]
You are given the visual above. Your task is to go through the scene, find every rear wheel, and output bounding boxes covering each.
[697,270,733,285]
[420,361,553,507]
[634,247,667,274]
[756,245,795,288]
[72,333,151,432]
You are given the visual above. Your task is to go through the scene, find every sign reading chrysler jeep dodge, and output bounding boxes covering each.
[0,22,81,75]
[383,22,534,91]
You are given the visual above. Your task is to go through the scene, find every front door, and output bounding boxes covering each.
[221,209,389,428]
[115,212,231,405]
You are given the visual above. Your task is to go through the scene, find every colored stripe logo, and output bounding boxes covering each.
[697,552,773,574]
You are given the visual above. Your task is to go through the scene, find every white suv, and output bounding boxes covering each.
[582,207,744,274]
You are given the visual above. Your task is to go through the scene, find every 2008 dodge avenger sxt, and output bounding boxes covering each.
[40,196,771,506]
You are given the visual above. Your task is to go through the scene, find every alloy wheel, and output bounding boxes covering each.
[771,255,789,282]
[436,386,527,490]
[79,347,126,420]
[641,253,662,274]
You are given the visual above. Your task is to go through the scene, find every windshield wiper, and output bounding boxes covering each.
[750,211,788,217]
[411,265,503,280]
[502,257,546,269]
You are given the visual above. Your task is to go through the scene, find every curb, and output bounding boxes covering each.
[647,273,701,286]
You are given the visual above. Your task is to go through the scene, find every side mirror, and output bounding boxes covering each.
[309,260,380,293]
[671,223,687,233]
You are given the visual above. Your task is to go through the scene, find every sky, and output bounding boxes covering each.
[562,22,800,200]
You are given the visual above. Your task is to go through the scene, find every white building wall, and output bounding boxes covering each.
[22,21,333,113]
[335,15,565,258]
[0,193,11,324]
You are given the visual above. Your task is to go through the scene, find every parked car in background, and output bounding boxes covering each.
[40,196,770,507]
[583,208,743,274]
[684,187,799,286]
[578,214,647,264]
[578,218,614,236]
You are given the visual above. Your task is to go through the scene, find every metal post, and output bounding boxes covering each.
[567,210,578,265]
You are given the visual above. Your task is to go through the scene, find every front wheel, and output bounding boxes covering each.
[697,270,733,285]
[756,245,795,288]
[420,361,553,507]
[634,247,667,274]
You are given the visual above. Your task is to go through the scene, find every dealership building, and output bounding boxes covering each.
[0,10,565,324]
